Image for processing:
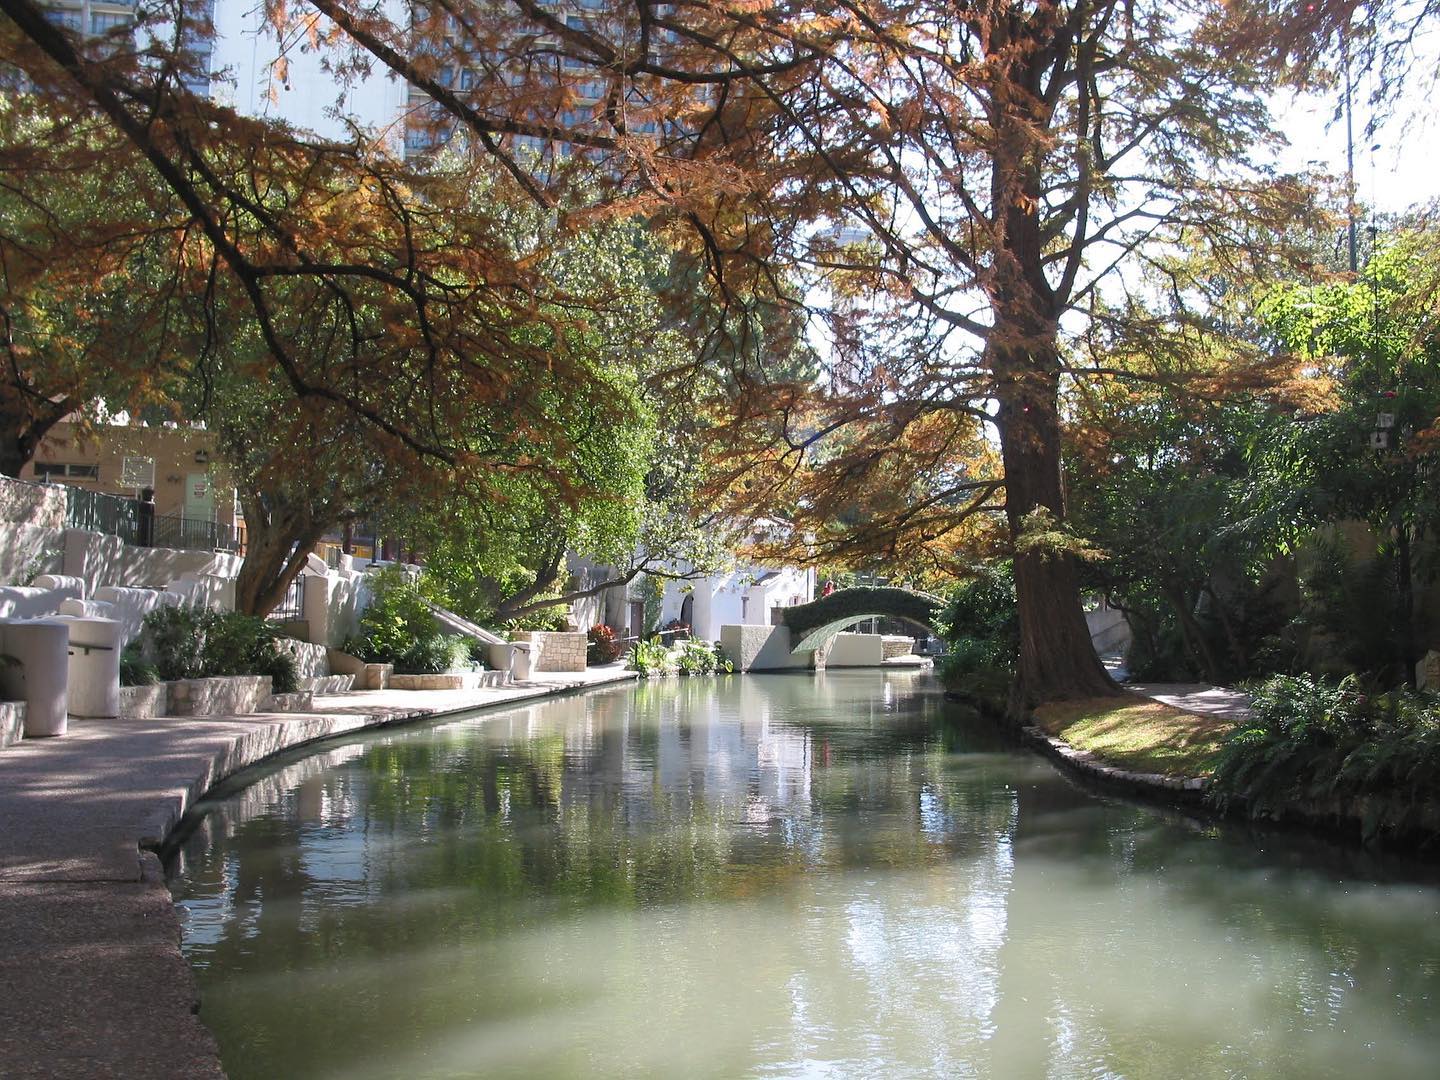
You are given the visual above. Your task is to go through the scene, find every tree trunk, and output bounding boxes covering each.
[994,341,1119,709]
[233,493,327,617]
[0,394,73,477]
[1164,582,1225,685]
[986,64,1120,709]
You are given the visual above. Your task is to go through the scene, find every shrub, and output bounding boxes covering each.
[1209,674,1440,843]
[352,567,436,665]
[136,606,299,693]
[627,636,673,678]
[142,605,207,681]
[466,638,490,666]
[588,623,624,664]
[119,644,159,687]
[676,639,732,676]
[395,633,472,675]
[936,564,1019,694]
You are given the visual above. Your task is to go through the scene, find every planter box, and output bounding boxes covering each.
[166,675,272,717]
[0,700,25,749]
[118,684,167,720]
[509,631,587,673]
[327,650,392,689]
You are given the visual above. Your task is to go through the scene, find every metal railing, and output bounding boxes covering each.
[267,574,306,622]
[65,487,139,544]
[59,486,248,554]
[149,513,247,553]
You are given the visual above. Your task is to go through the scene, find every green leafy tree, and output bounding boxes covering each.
[1261,233,1440,683]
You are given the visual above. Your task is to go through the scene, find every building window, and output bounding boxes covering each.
[33,463,98,480]
[90,11,131,33]
[43,8,83,31]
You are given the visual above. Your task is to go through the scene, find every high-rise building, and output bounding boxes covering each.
[37,0,408,150]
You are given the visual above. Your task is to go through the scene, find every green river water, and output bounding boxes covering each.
[168,670,1440,1079]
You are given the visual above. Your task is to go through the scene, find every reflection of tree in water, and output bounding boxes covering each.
[170,673,1440,1080]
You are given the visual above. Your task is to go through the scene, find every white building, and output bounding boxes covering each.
[656,566,815,641]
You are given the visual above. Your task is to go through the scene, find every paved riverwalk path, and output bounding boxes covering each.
[1126,682,1254,722]
[0,666,635,1080]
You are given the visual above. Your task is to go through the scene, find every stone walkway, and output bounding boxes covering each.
[0,665,635,1080]
[1126,682,1254,723]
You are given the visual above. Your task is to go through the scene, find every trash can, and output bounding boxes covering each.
[510,641,532,681]
[487,641,532,682]
[0,619,71,737]
[56,615,122,718]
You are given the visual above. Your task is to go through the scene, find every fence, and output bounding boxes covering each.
[150,513,246,553]
[60,486,246,554]
[267,574,306,622]
[65,487,138,544]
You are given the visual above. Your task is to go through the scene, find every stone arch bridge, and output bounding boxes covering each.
[780,586,945,653]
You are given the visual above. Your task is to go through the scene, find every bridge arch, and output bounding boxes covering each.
[780,587,945,653]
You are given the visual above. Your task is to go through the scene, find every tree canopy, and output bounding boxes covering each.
[1,0,1417,700]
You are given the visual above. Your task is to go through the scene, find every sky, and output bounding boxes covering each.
[1272,28,1440,216]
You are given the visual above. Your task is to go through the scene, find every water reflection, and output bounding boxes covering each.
[170,671,1440,1079]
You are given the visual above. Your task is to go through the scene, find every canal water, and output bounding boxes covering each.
[168,671,1440,1079]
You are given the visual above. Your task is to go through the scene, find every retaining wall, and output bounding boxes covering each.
[119,684,166,720]
[511,631,587,672]
[167,675,272,717]
[719,624,816,672]
[0,475,66,530]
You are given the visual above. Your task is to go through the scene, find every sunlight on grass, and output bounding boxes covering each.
[1032,697,1229,778]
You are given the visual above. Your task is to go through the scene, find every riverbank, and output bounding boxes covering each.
[0,665,636,1080]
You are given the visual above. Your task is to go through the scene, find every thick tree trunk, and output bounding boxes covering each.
[233,493,327,617]
[994,339,1119,709]
[0,395,73,477]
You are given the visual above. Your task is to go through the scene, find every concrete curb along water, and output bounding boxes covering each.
[1018,723,1210,809]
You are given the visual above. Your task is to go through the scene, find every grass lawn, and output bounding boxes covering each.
[1032,696,1231,779]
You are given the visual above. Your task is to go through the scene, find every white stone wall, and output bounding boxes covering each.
[301,569,363,646]
[0,701,25,749]
[0,523,65,586]
[62,529,243,597]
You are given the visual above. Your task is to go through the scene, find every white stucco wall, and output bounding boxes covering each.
[660,565,816,640]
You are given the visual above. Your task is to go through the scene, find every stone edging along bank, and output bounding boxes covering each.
[1007,708,1440,852]
[1018,722,1210,809]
